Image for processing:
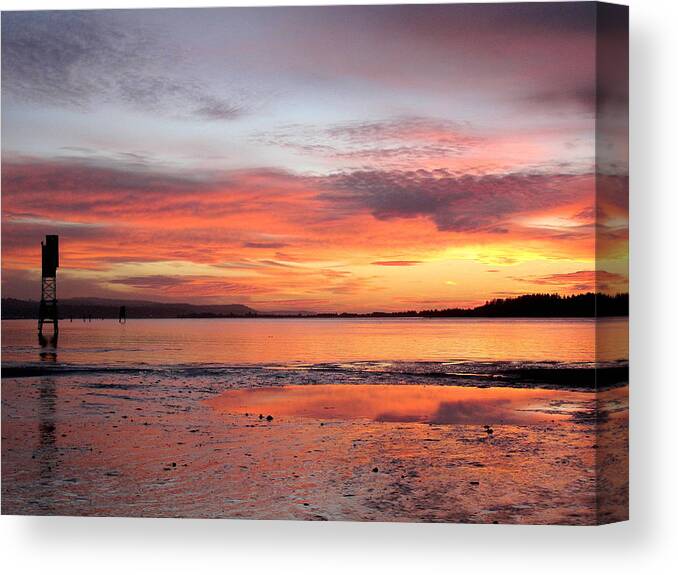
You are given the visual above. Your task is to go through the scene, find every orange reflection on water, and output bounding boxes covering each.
[208,384,592,425]
[2,317,629,365]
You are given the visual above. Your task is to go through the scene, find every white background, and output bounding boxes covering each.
[1,0,676,573]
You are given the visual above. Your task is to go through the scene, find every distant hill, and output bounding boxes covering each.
[1,297,257,319]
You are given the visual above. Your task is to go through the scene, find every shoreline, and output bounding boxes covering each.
[1,361,629,391]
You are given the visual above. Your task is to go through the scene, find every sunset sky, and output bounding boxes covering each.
[1,4,628,312]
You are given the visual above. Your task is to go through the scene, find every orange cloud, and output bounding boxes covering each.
[1,158,626,310]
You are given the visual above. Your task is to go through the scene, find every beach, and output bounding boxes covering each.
[1,318,628,524]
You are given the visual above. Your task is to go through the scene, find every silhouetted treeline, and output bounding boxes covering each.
[418,292,628,318]
[312,293,628,318]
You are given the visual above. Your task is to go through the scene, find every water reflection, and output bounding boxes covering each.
[36,377,58,513]
[39,350,58,363]
[208,384,594,425]
[2,317,629,366]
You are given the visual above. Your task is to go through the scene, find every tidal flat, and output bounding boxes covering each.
[2,371,628,524]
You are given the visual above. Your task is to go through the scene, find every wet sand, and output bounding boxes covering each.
[1,371,628,524]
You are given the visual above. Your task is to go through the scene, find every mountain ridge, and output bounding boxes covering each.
[1,297,257,319]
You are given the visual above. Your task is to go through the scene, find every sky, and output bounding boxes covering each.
[1,3,628,312]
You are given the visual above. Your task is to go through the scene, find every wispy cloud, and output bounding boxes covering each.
[1,11,248,121]
[371,260,422,267]
[254,116,479,168]
[512,270,627,292]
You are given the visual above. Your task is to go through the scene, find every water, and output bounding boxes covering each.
[2,317,628,367]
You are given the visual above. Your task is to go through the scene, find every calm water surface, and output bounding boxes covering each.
[2,317,628,366]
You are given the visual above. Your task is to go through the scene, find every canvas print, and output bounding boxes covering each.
[1,2,628,524]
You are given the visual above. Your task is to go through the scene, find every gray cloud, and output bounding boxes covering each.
[318,169,591,232]
[1,11,247,121]
[520,85,596,115]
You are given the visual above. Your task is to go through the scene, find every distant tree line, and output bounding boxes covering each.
[313,293,628,318]
[419,292,627,317]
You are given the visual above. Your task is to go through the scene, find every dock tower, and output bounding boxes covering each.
[38,235,59,347]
